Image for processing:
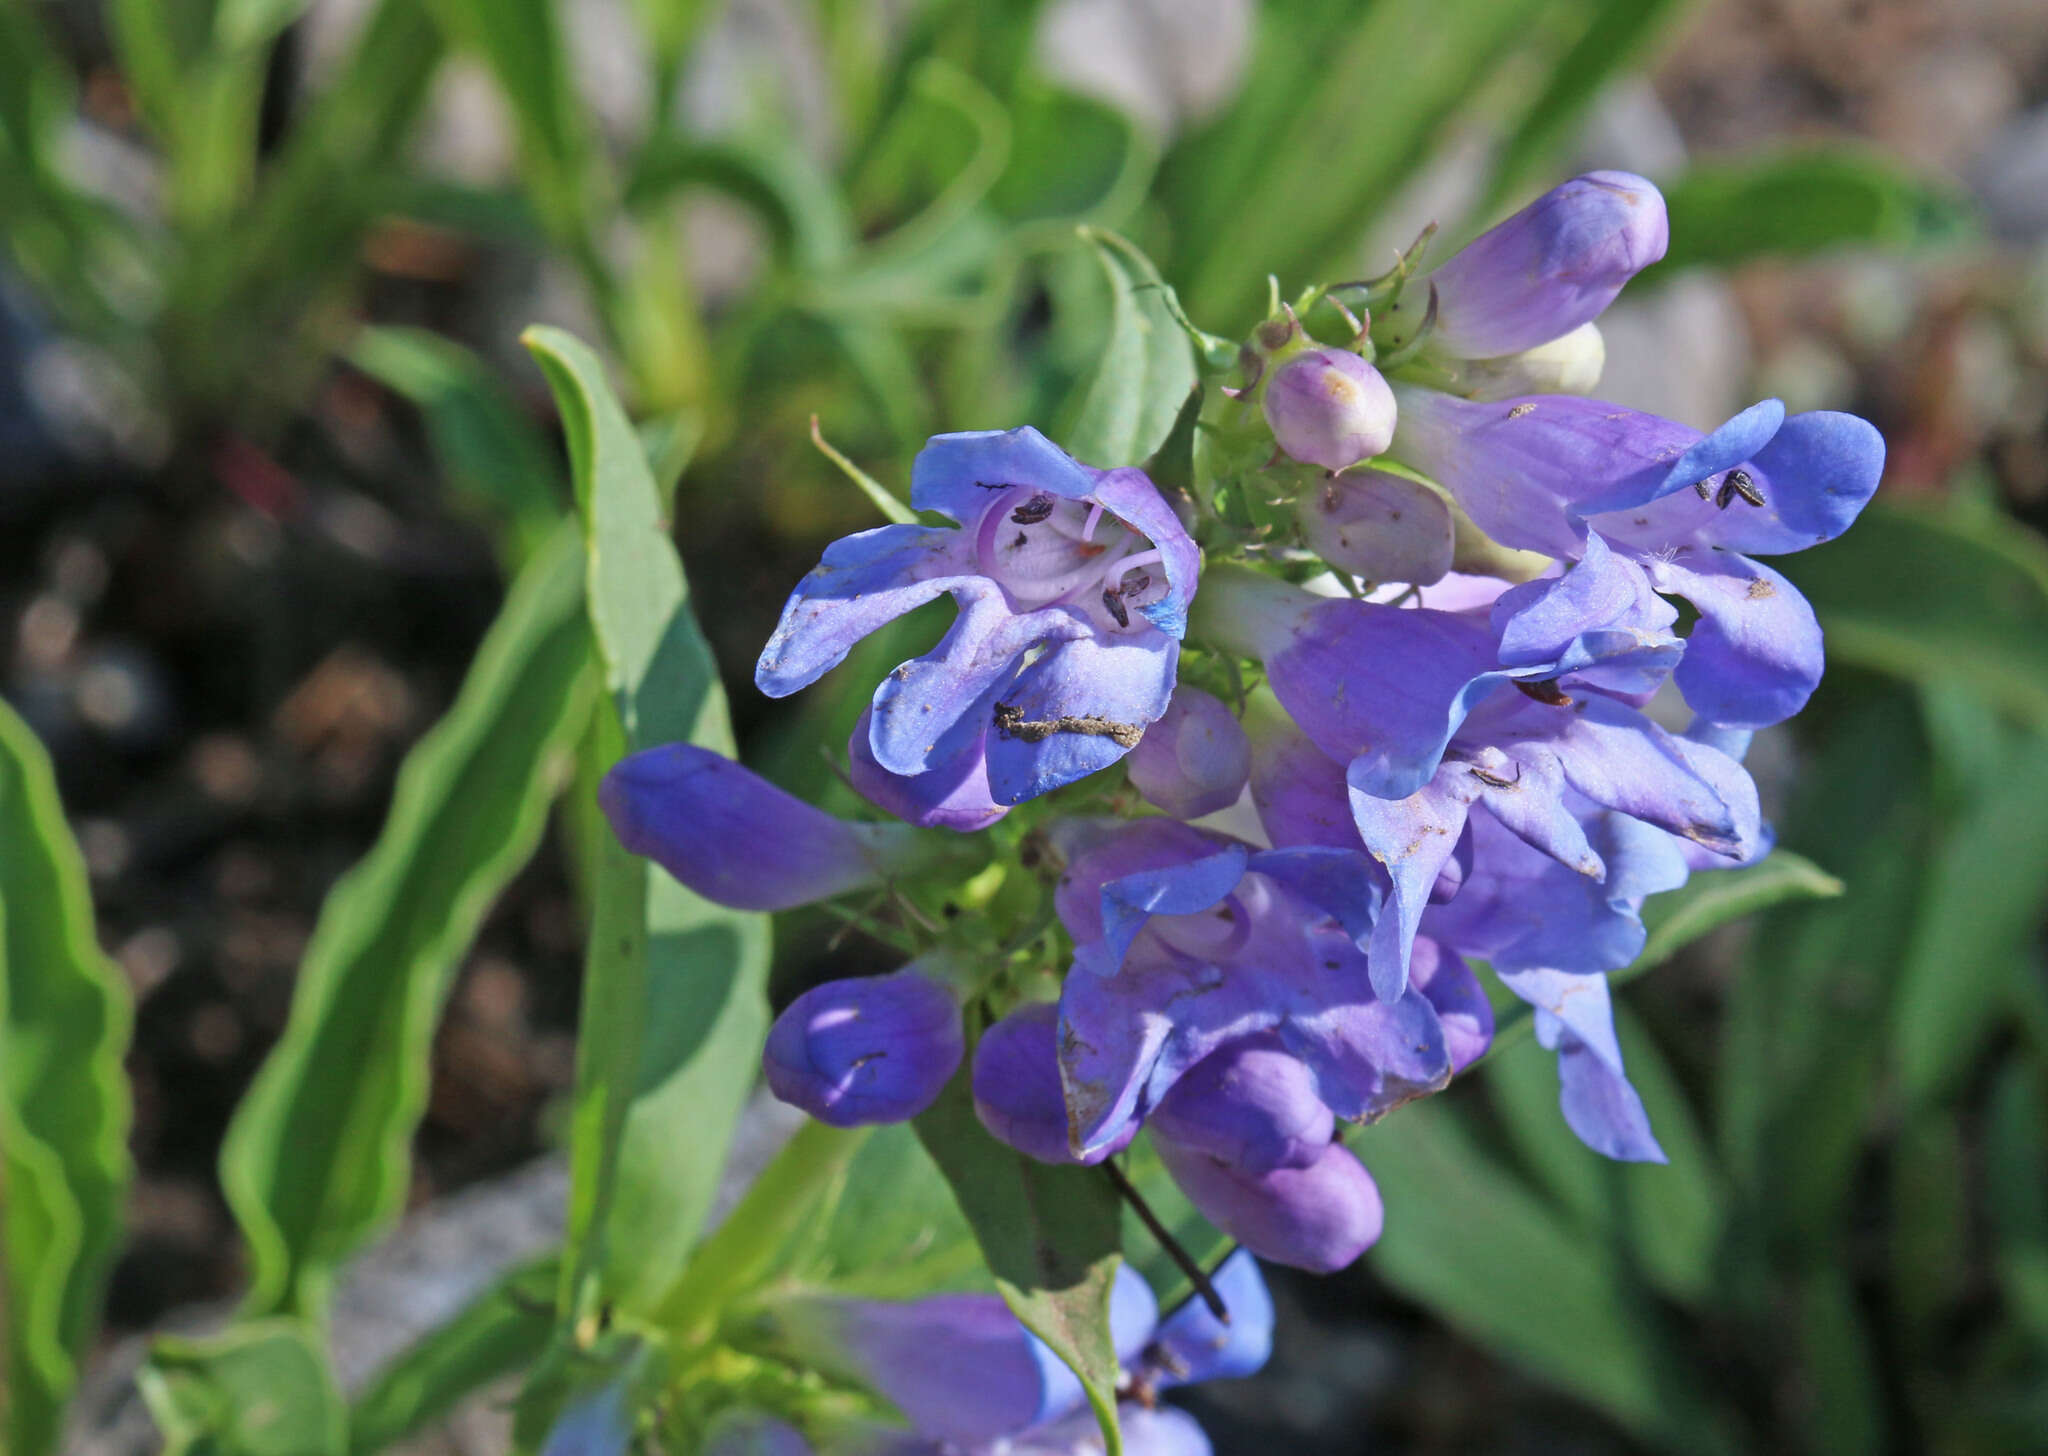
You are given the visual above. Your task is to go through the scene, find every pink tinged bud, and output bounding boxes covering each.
[1262,348,1397,471]
[847,706,1006,832]
[1154,1135,1383,1273]
[763,966,964,1126]
[1148,1039,1334,1174]
[1126,687,1251,820]
[972,1002,1135,1165]
[1426,170,1668,359]
[601,743,921,911]
[1296,468,1453,586]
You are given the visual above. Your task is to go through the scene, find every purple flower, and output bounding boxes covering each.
[762,964,964,1126]
[601,743,929,911]
[1262,348,1397,471]
[1125,686,1250,820]
[1215,572,1759,1001]
[1389,388,1884,726]
[972,1001,1136,1166]
[1148,1036,1334,1175]
[1411,170,1668,360]
[1051,819,1451,1158]
[1140,1249,1274,1388]
[760,1255,1269,1456]
[756,427,1199,807]
[847,705,1007,833]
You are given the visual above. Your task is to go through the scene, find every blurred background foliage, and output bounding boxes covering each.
[3,0,2048,1451]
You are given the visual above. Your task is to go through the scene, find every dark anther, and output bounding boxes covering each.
[1469,763,1521,789]
[1120,571,1152,598]
[1101,586,1131,628]
[1715,467,1765,510]
[1693,478,1715,501]
[1515,678,1574,707]
[1011,492,1055,524]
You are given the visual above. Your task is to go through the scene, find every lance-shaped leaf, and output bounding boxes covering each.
[349,1256,558,1454]
[915,1071,1126,1455]
[521,326,771,1321]
[220,523,596,1318]
[0,702,132,1456]
[141,1320,347,1456]
[1055,233,1199,468]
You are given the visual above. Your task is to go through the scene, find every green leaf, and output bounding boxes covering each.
[1481,0,1692,210]
[520,325,770,1317]
[1894,723,2048,1104]
[214,0,317,49]
[915,1071,1126,1455]
[423,0,589,240]
[1889,1106,1967,1350]
[348,326,564,565]
[220,524,596,1318]
[1358,1097,1717,1448]
[1054,234,1198,468]
[1793,1263,1886,1456]
[0,702,133,1456]
[141,1320,348,1456]
[1647,149,1973,277]
[1168,0,1545,329]
[807,1122,988,1297]
[348,1257,558,1454]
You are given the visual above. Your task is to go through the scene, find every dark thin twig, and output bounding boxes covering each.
[1102,1160,1229,1323]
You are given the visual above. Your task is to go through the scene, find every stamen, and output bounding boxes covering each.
[1082,502,1105,541]
[1011,493,1055,525]
[1101,587,1130,628]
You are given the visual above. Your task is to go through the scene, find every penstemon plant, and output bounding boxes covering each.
[569,172,1884,1454]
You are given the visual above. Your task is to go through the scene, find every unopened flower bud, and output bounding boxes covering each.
[973,1002,1135,1165]
[1148,1038,1333,1174]
[541,1383,632,1456]
[1262,347,1396,471]
[1126,687,1250,820]
[763,964,964,1126]
[1154,1136,1383,1273]
[1296,468,1453,585]
[1425,171,1666,359]
[602,743,924,911]
[1455,321,1606,400]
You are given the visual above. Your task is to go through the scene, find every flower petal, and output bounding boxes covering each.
[985,630,1181,804]
[1149,1249,1274,1388]
[1489,532,1682,697]
[1649,552,1825,728]
[868,586,1081,778]
[1083,841,1250,978]
[756,524,974,697]
[1091,467,1202,639]
[910,425,1099,524]
[1154,1137,1383,1273]
[1269,599,1511,801]
[1409,938,1492,1072]
[847,705,1007,832]
[1346,768,1479,1002]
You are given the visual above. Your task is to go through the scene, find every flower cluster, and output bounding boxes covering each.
[596,168,1883,1432]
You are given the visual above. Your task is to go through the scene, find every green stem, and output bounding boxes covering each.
[655,1119,867,1344]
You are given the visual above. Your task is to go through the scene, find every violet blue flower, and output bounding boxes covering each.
[847,705,1007,833]
[972,1001,1136,1166]
[762,1265,1157,1449]
[756,427,1199,807]
[1389,387,1884,726]
[1052,818,1452,1157]
[601,743,928,911]
[541,1383,632,1456]
[1125,686,1250,820]
[1217,578,1758,1001]
[1140,1249,1274,1388]
[763,963,964,1126]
